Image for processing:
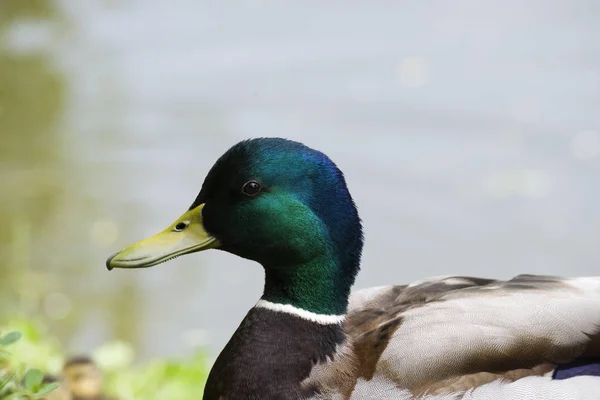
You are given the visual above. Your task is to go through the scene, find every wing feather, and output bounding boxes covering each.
[344,275,600,396]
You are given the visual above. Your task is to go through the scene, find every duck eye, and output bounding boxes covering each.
[174,222,189,231]
[242,180,261,196]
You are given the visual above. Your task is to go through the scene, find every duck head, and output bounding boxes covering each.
[107,138,363,315]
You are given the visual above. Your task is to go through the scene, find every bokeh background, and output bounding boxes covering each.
[1,0,599,364]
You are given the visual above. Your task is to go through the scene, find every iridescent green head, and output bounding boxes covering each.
[107,138,364,315]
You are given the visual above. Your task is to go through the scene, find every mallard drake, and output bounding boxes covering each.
[106,138,600,399]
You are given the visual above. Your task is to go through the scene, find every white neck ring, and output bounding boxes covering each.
[255,299,346,325]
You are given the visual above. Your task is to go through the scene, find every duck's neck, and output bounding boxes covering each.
[203,256,352,400]
[261,254,352,316]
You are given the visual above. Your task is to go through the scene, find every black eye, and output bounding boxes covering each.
[242,180,261,196]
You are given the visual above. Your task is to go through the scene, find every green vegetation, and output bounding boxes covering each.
[0,329,60,399]
[1,319,211,400]
[1,2,212,397]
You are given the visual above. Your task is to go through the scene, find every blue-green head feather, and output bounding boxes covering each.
[191,138,363,314]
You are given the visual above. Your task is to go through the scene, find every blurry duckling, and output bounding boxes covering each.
[62,356,115,400]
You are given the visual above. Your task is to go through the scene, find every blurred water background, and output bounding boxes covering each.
[1,0,599,361]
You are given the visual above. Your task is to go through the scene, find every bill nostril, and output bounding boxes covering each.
[174,222,189,231]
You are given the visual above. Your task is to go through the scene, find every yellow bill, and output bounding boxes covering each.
[106,204,219,270]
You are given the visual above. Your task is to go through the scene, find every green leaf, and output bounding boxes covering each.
[0,372,14,389]
[3,390,32,400]
[23,369,43,391]
[34,382,59,397]
[0,332,22,346]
